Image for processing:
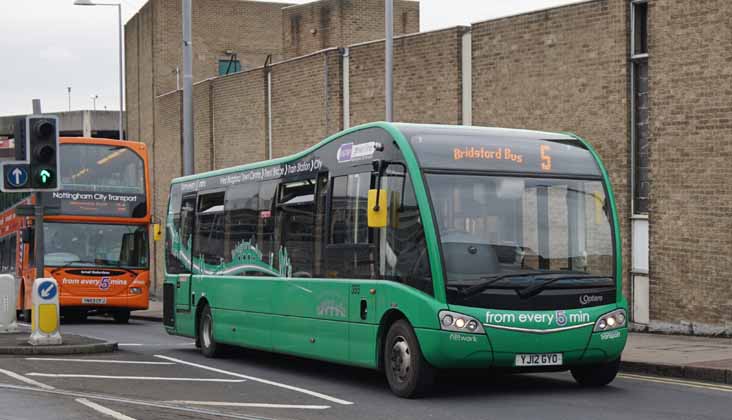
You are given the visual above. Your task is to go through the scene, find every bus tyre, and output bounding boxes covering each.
[571,359,620,387]
[21,309,31,322]
[113,310,130,324]
[199,305,221,358]
[384,319,435,398]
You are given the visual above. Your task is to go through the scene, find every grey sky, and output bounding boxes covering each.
[0,0,582,116]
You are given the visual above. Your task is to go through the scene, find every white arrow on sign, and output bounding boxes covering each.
[12,168,22,183]
[41,284,54,298]
[11,168,24,185]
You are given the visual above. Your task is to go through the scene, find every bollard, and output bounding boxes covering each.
[0,274,18,333]
[29,278,62,345]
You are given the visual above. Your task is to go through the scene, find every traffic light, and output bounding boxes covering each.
[27,116,59,190]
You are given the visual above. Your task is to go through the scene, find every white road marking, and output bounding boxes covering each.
[118,343,196,347]
[26,373,246,383]
[26,357,174,365]
[0,383,272,420]
[0,368,54,390]
[76,398,138,420]
[168,401,330,410]
[155,354,354,405]
[619,373,732,393]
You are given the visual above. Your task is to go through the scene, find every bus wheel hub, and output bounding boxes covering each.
[391,337,411,381]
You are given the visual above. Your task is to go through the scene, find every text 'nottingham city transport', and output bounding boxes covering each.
[163,122,627,398]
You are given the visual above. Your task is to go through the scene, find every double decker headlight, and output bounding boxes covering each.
[130,287,143,295]
[439,310,485,334]
[593,309,626,332]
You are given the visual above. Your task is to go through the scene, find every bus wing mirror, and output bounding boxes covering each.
[368,189,388,228]
[152,223,162,241]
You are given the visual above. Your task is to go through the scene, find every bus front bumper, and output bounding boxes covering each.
[60,292,149,310]
[415,326,627,370]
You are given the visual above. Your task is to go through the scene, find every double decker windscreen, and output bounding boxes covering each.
[44,144,147,218]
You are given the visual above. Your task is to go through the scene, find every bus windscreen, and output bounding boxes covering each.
[44,222,148,269]
[426,173,615,310]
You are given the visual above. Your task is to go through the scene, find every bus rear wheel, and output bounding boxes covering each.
[384,319,435,398]
[571,359,620,387]
[113,310,130,324]
[199,305,221,358]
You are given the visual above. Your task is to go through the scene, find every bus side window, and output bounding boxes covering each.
[165,185,188,274]
[258,180,278,274]
[0,237,6,272]
[194,192,226,271]
[224,183,261,276]
[10,234,17,274]
[277,179,316,278]
[326,173,377,279]
[385,174,433,296]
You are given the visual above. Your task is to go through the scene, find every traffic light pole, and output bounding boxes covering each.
[31,99,45,279]
[34,193,44,279]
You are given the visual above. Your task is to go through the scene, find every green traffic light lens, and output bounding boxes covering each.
[34,168,54,186]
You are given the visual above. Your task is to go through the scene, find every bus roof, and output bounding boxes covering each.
[60,137,147,155]
[171,122,580,184]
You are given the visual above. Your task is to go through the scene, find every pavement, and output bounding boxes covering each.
[133,299,732,385]
[130,299,164,322]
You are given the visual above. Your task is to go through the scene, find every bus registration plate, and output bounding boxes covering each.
[82,298,107,305]
[515,353,562,367]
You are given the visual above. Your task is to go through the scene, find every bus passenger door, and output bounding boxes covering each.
[175,194,196,314]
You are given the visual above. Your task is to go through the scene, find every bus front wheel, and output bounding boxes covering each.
[384,319,435,398]
[113,310,130,324]
[570,359,620,387]
[199,305,221,358]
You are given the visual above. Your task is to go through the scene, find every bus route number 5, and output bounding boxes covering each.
[540,145,552,172]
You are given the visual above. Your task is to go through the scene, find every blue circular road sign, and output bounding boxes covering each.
[38,281,57,300]
[5,165,29,188]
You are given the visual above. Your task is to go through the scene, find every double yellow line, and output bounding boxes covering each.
[619,373,732,393]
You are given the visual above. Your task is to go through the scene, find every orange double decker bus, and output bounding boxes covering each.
[0,137,151,323]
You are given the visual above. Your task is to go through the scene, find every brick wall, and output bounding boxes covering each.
[125,10,140,141]
[211,70,268,168]
[125,0,287,146]
[193,79,213,173]
[282,0,419,59]
[151,90,182,293]
[648,0,732,329]
[271,50,342,157]
[471,0,631,299]
[349,27,465,126]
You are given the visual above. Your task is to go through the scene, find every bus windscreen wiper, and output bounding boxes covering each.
[459,270,571,298]
[517,275,614,299]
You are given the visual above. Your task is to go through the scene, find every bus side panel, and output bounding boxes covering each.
[199,275,273,350]
[271,278,350,363]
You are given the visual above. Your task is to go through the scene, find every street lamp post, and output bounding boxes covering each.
[74,0,124,140]
[91,94,99,134]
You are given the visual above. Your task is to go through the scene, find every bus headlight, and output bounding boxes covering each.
[439,310,485,334]
[130,287,143,295]
[593,309,626,332]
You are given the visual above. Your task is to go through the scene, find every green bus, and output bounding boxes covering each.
[163,122,627,397]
